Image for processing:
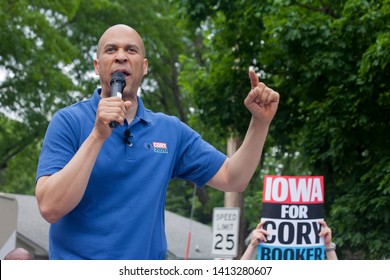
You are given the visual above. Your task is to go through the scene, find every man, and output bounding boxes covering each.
[3,248,34,260]
[35,24,279,259]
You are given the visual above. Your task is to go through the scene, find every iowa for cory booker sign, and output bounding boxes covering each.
[258,176,325,260]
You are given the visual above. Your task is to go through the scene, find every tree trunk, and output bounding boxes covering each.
[224,136,245,259]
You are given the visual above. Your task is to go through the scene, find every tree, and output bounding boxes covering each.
[0,0,208,219]
[0,0,82,194]
[260,0,390,259]
[176,0,390,259]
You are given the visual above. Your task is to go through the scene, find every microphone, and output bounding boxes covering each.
[124,128,132,146]
[109,72,126,128]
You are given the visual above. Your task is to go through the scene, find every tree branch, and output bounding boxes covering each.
[291,0,339,18]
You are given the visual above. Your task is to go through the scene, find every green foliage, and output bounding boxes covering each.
[0,0,86,194]
[0,113,40,194]
[1,0,389,260]
[263,0,390,259]
[0,0,193,198]
[177,0,390,259]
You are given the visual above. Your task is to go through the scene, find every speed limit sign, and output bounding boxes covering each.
[211,207,240,258]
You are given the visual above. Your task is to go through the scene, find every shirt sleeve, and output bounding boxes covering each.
[35,109,80,181]
[173,122,227,187]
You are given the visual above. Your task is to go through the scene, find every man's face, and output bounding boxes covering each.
[94,25,148,99]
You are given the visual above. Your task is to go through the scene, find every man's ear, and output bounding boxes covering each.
[94,59,99,75]
[143,58,148,75]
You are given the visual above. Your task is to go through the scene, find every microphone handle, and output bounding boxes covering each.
[109,85,124,128]
[109,121,119,128]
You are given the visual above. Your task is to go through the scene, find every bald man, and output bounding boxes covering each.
[4,248,34,260]
[35,24,279,259]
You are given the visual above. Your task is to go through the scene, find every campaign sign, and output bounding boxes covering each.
[258,175,325,260]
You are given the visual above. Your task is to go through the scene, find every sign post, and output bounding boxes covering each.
[211,207,240,258]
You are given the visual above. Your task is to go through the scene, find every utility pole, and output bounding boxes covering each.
[224,136,245,259]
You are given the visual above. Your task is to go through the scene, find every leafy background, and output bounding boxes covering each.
[0,0,389,259]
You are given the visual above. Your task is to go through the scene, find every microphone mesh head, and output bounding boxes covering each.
[110,72,126,85]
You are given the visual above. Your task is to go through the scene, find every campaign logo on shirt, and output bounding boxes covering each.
[152,142,168,154]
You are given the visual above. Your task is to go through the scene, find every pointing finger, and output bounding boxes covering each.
[249,68,259,89]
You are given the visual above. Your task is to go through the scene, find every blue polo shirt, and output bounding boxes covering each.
[36,88,227,259]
